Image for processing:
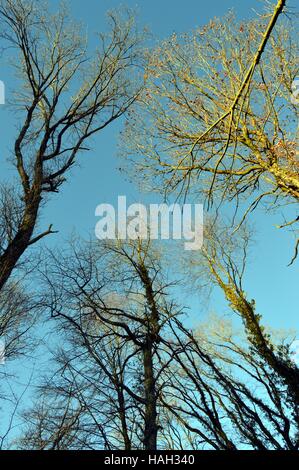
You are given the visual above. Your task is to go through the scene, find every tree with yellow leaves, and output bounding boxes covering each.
[123,0,298,258]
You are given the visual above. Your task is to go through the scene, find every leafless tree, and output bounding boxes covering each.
[161,314,298,450]
[21,238,181,450]
[0,280,40,449]
[122,0,298,258]
[0,0,144,290]
[192,221,299,405]
[17,235,299,450]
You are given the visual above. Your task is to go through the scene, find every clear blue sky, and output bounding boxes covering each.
[0,1,297,326]
[0,0,298,444]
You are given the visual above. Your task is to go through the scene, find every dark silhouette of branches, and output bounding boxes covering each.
[18,236,299,450]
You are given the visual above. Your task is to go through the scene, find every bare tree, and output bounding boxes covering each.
[0,279,40,449]
[161,315,298,450]
[122,0,298,249]
[182,220,299,407]
[19,394,88,450]
[0,0,143,289]
[0,281,37,361]
[25,238,181,450]
[19,335,140,450]
[17,234,298,450]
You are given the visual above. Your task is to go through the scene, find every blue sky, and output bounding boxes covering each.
[0,0,298,444]
[0,0,298,328]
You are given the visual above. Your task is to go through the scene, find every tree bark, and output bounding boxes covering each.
[0,192,40,289]
[143,337,158,450]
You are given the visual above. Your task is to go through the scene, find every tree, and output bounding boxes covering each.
[162,314,298,450]
[0,281,37,361]
[181,219,299,408]
[18,235,298,450]
[0,0,143,290]
[19,334,141,450]
[27,238,182,450]
[122,0,298,245]
[0,280,40,449]
[3,0,298,451]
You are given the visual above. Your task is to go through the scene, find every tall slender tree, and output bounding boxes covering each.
[0,0,143,289]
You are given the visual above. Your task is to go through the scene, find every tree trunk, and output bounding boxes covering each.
[117,386,131,450]
[0,193,40,289]
[143,337,158,450]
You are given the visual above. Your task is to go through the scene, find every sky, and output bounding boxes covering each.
[0,0,298,445]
